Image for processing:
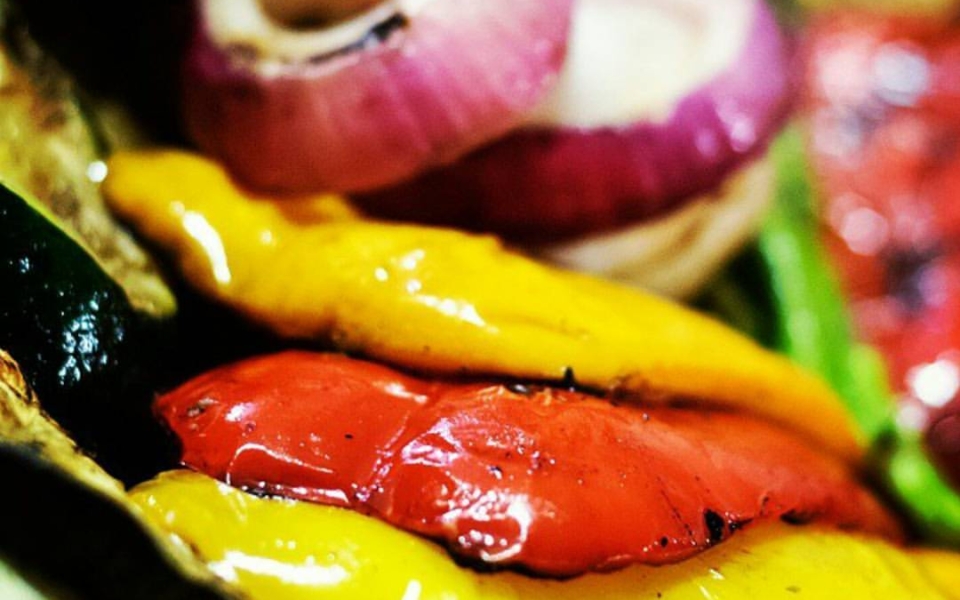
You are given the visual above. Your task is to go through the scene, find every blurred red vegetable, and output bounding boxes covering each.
[803,12,960,489]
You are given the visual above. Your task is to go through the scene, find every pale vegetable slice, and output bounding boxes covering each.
[0,350,122,500]
[539,157,773,299]
[104,150,862,461]
[131,470,957,600]
[0,557,64,600]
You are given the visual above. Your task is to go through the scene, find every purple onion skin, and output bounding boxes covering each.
[182,0,573,193]
[359,0,794,243]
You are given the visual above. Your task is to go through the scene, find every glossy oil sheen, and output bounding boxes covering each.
[0,184,167,482]
[157,351,899,576]
[0,185,130,394]
[131,471,959,600]
[104,149,863,462]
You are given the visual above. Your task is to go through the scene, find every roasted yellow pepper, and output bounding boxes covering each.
[914,550,960,598]
[131,471,960,600]
[104,150,864,461]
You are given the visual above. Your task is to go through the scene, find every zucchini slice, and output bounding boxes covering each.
[0,182,170,482]
[0,3,177,482]
[0,0,174,318]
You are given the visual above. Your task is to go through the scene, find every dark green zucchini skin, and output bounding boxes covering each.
[0,184,170,483]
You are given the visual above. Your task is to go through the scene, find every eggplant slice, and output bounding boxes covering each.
[0,350,241,600]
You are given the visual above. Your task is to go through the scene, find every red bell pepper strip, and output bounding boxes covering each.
[157,351,900,577]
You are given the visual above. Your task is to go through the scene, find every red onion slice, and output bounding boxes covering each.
[358,0,792,242]
[183,0,573,192]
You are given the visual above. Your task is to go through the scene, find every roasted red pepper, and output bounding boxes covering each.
[804,13,960,490]
[157,351,900,577]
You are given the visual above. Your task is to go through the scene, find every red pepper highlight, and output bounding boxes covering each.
[157,351,900,577]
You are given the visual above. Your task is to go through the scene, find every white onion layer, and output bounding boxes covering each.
[528,0,754,127]
[204,0,433,73]
[539,158,774,299]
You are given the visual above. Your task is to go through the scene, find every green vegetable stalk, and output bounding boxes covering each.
[760,127,960,543]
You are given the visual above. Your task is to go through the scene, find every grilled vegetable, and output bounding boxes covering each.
[0,0,174,317]
[0,349,239,600]
[103,149,862,461]
[0,7,176,481]
[0,183,169,481]
[131,470,960,599]
[360,0,790,245]
[182,0,572,192]
[156,351,899,576]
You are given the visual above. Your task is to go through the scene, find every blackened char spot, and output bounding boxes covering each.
[780,510,815,526]
[368,13,409,43]
[562,366,577,390]
[729,518,752,533]
[308,13,409,64]
[241,484,275,499]
[704,509,725,545]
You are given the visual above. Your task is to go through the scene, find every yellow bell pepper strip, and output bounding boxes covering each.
[913,550,960,599]
[104,150,861,462]
[131,470,957,600]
